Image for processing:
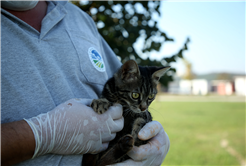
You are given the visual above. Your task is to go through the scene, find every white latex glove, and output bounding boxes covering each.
[111,121,170,166]
[24,98,124,158]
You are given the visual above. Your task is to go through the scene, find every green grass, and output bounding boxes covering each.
[149,101,245,166]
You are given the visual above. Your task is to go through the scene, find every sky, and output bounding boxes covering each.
[148,1,245,76]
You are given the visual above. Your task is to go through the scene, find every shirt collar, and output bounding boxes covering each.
[1,1,68,39]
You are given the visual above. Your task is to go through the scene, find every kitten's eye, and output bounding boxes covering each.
[132,92,140,99]
[148,94,155,99]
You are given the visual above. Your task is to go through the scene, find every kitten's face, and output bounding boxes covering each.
[117,81,157,113]
[114,60,170,114]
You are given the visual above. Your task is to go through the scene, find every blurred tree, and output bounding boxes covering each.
[72,1,190,87]
[182,58,195,80]
[216,73,231,80]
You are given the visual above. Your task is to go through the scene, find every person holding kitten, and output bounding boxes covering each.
[1,1,170,166]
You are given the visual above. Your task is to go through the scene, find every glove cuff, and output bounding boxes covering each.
[24,118,42,158]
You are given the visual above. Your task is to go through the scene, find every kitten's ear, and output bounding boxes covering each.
[120,60,140,83]
[152,66,170,84]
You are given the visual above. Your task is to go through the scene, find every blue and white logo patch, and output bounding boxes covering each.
[88,47,105,72]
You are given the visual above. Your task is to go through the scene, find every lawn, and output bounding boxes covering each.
[150,101,245,166]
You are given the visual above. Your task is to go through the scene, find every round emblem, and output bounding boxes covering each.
[88,47,105,72]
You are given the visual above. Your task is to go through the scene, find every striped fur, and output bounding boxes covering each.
[83,60,170,166]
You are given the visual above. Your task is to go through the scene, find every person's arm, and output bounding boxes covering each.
[2,98,123,165]
[1,120,35,166]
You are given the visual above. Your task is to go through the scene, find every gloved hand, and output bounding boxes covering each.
[112,121,170,166]
[24,98,124,158]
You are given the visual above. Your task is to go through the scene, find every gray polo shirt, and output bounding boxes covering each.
[1,1,121,165]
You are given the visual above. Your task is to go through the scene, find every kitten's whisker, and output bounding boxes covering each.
[148,106,165,120]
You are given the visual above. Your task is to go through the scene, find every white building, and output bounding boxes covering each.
[168,81,180,94]
[168,75,245,96]
[234,76,246,96]
[192,79,209,95]
[179,80,192,94]
[210,80,234,95]
[179,79,209,95]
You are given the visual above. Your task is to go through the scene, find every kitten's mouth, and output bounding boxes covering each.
[122,104,147,114]
[139,107,147,112]
[132,107,147,113]
[139,104,148,112]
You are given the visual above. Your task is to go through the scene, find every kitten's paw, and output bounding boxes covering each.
[118,134,134,153]
[91,98,111,114]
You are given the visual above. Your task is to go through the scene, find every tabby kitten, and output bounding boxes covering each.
[82,60,170,166]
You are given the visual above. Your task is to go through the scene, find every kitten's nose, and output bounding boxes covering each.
[140,105,147,111]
